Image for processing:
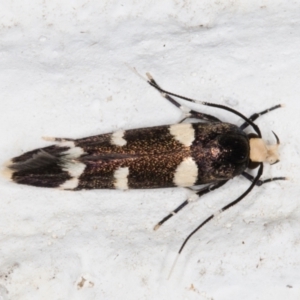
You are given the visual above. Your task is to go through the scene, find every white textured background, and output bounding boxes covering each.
[0,1,299,299]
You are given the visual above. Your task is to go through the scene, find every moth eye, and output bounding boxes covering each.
[219,135,249,164]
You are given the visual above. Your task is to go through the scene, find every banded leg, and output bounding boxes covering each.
[154,180,227,230]
[240,104,282,130]
[168,164,265,279]
[146,73,221,123]
[146,73,262,137]
[242,171,286,186]
[176,163,263,253]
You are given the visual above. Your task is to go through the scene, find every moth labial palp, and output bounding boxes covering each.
[4,72,286,274]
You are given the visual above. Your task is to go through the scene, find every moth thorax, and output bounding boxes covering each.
[249,138,280,164]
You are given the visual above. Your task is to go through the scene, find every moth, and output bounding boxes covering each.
[4,73,285,260]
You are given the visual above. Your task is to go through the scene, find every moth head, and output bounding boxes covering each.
[248,131,280,168]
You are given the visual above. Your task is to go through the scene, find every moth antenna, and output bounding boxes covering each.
[168,252,180,280]
[147,80,262,137]
[124,64,149,83]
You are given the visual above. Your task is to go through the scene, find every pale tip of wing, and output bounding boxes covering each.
[59,178,79,190]
[1,160,13,180]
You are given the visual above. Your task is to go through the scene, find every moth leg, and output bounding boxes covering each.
[242,171,286,186]
[154,181,227,230]
[146,73,221,122]
[240,104,282,130]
